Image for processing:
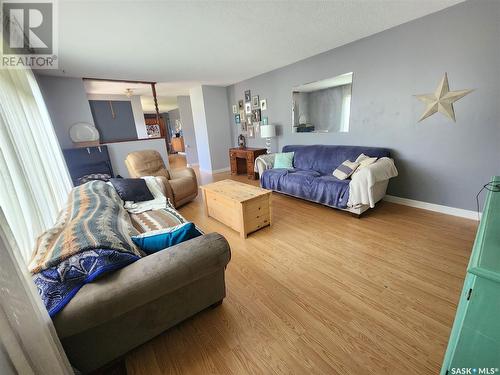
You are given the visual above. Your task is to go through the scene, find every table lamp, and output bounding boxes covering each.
[260,124,276,154]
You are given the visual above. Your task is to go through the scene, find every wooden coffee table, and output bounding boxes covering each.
[201,179,271,238]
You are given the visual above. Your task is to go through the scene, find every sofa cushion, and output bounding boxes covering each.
[132,222,203,254]
[110,178,154,202]
[130,203,187,233]
[282,145,390,175]
[261,169,350,208]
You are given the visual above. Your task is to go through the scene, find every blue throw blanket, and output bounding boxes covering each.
[31,181,142,317]
[33,249,139,317]
[261,168,350,208]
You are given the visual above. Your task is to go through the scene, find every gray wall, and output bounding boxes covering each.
[177,95,199,165]
[202,85,232,171]
[227,0,500,211]
[190,85,232,172]
[36,75,95,149]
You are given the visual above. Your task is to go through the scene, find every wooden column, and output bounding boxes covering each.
[151,82,170,153]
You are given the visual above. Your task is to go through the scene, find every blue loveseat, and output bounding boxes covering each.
[260,145,392,215]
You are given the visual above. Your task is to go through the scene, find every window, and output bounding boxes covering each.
[0,69,72,262]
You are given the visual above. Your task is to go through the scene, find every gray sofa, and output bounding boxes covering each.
[53,232,231,373]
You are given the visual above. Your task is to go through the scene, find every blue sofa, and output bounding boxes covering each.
[260,145,391,213]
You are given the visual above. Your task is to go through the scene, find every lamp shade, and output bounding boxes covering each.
[260,124,276,138]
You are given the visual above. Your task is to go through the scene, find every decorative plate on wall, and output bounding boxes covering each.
[69,122,100,143]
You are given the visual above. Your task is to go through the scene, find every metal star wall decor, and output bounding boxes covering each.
[415,73,473,122]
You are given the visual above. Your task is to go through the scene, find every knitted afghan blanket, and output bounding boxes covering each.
[30,181,143,316]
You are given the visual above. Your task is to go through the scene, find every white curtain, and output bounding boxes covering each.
[0,68,72,262]
[0,208,73,374]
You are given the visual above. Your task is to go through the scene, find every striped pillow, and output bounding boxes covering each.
[332,160,360,180]
[130,203,187,233]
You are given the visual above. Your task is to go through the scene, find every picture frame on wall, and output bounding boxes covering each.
[244,90,251,102]
[252,95,259,109]
[262,116,268,125]
[241,122,247,132]
[238,100,244,110]
[232,105,238,114]
[247,125,255,138]
[245,102,252,114]
[235,114,240,124]
[260,99,267,111]
[251,108,261,122]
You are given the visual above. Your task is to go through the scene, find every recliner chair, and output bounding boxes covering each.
[125,150,198,207]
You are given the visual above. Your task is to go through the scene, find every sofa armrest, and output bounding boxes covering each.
[170,167,197,182]
[349,158,398,208]
[351,157,398,185]
[154,175,174,202]
[54,232,231,338]
[255,153,276,177]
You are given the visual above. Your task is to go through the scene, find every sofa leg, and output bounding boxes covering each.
[210,299,224,309]
[351,212,361,219]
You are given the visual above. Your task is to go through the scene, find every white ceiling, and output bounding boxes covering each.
[50,0,464,92]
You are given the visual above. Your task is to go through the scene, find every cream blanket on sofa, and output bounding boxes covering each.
[348,157,398,208]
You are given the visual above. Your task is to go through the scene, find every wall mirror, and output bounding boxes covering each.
[292,72,353,133]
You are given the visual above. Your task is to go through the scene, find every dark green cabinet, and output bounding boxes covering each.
[441,176,500,374]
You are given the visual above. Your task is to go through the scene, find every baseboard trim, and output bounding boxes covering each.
[199,167,231,174]
[384,195,479,221]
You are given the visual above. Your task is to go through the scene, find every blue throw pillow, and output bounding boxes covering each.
[131,222,202,254]
[274,152,294,169]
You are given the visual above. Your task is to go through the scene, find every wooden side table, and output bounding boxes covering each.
[229,147,267,180]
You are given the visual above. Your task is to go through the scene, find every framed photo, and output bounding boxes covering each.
[238,100,244,110]
[247,125,255,138]
[262,116,268,125]
[146,124,161,138]
[245,102,252,114]
[260,99,267,111]
[232,104,238,114]
[241,122,247,132]
[251,108,261,122]
[244,90,251,102]
[235,114,240,124]
[252,95,259,109]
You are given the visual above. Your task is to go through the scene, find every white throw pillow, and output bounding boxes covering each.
[354,153,378,173]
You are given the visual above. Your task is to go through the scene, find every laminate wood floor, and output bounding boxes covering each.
[125,171,477,375]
